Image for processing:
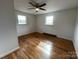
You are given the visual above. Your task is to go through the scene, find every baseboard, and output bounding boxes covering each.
[18,32,39,38]
[72,41,78,58]
[57,35,72,41]
[43,33,57,37]
[43,33,73,42]
[0,47,20,58]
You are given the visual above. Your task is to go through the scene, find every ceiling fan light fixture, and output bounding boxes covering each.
[28,1,46,12]
[35,8,39,11]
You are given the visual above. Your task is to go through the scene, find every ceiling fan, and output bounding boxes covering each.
[28,0,46,12]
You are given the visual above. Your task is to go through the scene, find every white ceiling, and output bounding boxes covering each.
[14,0,77,14]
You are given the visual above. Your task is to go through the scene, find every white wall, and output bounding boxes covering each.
[36,8,77,40]
[16,11,36,36]
[0,0,19,58]
[73,22,78,56]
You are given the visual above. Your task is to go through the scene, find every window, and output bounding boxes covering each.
[45,16,54,25]
[17,15,27,24]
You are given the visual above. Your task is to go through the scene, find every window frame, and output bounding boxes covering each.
[17,15,27,25]
[45,16,54,26]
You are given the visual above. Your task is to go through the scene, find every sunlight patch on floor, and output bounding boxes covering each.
[37,41,53,55]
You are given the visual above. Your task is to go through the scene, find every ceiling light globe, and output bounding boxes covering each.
[35,8,39,11]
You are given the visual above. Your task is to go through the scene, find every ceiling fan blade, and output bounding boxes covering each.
[29,2,36,7]
[39,8,46,11]
[30,0,37,4]
[28,8,35,9]
[39,3,46,7]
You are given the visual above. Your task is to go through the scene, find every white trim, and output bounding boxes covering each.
[0,47,20,58]
[57,35,72,41]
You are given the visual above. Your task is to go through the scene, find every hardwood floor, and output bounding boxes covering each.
[1,32,77,59]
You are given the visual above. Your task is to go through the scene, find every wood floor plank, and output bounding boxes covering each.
[1,32,77,59]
